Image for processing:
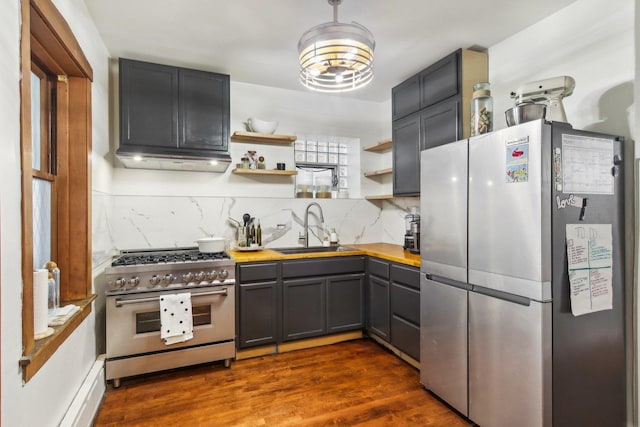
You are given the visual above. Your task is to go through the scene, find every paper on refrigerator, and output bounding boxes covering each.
[566,224,613,316]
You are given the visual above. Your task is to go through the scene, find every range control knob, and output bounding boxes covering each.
[149,275,161,286]
[194,271,206,282]
[207,270,218,281]
[163,274,175,285]
[128,277,140,288]
[182,272,194,283]
[218,269,229,281]
[114,277,126,288]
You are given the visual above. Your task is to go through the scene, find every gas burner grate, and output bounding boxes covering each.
[111,249,231,267]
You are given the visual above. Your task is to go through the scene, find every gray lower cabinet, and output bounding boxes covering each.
[327,274,365,333]
[367,258,390,340]
[367,258,420,360]
[390,264,420,360]
[283,277,327,341]
[281,257,365,342]
[237,262,278,349]
[237,257,365,347]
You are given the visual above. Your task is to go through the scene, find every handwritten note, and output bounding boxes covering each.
[566,224,613,316]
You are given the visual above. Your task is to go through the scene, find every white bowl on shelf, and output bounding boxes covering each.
[247,118,278,134]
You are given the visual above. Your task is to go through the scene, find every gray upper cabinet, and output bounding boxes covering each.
[119,59,179,150]
[118,58,230,157]
[392,112,422,196]
[392,75,420,121]
[420,98,461,151]
[179,68,229,152]
[419,52,459,109]
[391,49,487,197]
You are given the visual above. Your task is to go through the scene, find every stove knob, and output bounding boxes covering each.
[114,277,126,288]
[218,269,229,281]
[194,271,206,282]
[149,275,162,286]
[207,270,218,281]
[163,274,175,285]
[128,276,140,288]
[182,272,194,283]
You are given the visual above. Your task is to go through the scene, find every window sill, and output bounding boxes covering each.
[20,294,96,382]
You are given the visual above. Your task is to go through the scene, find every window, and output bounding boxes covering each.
[294,136,351,198]
[19,0,94,382]
[295,165,338,198]
[30,66,55,271]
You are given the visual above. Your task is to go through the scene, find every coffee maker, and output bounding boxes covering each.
[403,207,420,253]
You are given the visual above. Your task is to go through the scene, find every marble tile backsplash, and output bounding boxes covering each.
[93,192,420,254]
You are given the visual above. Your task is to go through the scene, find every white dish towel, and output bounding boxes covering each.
[159,293,194,345]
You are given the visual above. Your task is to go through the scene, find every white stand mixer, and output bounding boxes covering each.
[510,76,576,122]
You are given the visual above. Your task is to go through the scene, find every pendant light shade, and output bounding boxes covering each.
[298,0,375,93]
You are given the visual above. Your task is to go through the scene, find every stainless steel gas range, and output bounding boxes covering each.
[104,247,236,387]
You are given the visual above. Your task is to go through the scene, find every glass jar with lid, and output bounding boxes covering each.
[470,82,493,136]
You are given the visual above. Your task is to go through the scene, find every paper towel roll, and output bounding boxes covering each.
[33,269,49,335]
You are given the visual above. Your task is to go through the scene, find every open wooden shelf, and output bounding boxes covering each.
[232,168,297,176]
[364,167,392,178]
[363,138,392,153]
[365,194,394,201]
[231,131,297,145]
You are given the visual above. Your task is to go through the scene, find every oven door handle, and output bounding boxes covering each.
[115,288,228,307]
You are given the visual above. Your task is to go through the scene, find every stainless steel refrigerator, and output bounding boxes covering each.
[419,119,625,427]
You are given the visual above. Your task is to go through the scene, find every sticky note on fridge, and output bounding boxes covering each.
[566,224,613,316]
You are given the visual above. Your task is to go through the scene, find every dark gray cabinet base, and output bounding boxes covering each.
[283,277,327,341]
[237,257,365,349]
[367,257,420,361]
[237,262,279,349]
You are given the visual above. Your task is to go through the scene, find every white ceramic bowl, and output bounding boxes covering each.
[195,237,227,253]
[247,118,278,134]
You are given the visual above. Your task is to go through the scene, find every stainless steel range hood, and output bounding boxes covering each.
[116,151,231,173]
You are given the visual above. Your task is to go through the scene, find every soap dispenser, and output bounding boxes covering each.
[329,228,338,246]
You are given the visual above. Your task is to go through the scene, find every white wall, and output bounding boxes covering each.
[0,0,111,425]
[489,0,634,138]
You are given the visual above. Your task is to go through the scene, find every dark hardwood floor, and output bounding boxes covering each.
[94,339,471,426]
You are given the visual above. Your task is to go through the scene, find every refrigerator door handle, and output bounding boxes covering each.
[423,273,472,291]
[472,285,531,306]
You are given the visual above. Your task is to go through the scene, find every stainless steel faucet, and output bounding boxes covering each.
[299,202,325,247]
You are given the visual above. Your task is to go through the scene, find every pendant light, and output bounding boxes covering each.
[298,0,375,93]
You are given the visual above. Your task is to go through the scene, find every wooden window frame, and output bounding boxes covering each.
[19,0,95,382]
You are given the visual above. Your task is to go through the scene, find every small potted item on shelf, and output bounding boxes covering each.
[246,151,258,169]
[240,156,250,169]
[296,175,314,198]
[315,175,332,198]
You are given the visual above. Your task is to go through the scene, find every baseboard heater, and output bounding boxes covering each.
[59,354,106,427]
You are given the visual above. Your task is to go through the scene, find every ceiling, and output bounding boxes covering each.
[83,0,578,102]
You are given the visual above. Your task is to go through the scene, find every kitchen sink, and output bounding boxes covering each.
[273,246,358,255]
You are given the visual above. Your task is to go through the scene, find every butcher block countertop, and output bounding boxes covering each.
[229,243,420,267]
